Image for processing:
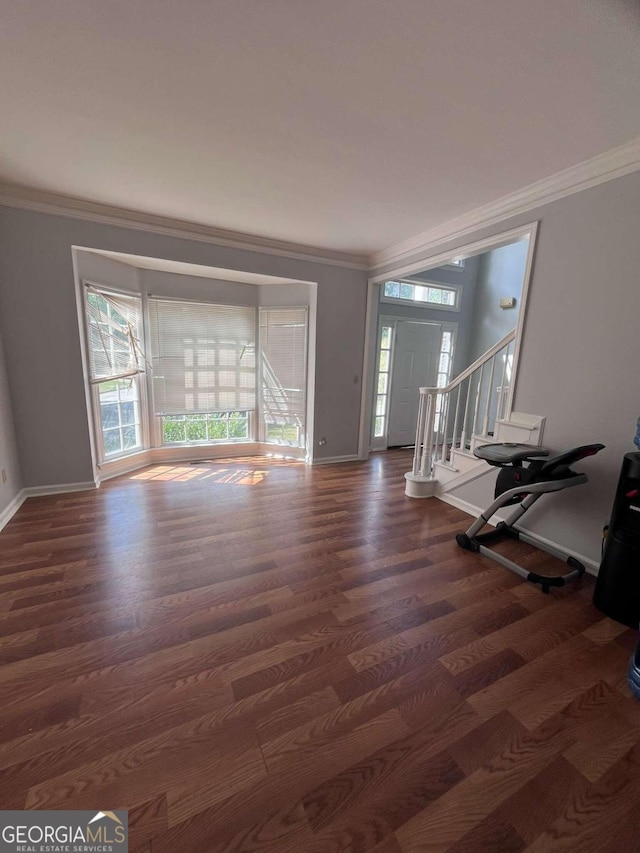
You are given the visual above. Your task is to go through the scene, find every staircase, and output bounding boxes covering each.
[404,330,545,498]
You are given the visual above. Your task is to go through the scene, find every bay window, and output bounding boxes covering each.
[83,286,309,464]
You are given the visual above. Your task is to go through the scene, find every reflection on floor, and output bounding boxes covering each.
[130,464,270,485]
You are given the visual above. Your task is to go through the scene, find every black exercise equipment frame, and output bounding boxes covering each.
[456,442,605,593]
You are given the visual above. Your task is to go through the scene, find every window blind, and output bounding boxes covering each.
[260,307,307,428]
[149,298,256,415]
[85,286,145,383]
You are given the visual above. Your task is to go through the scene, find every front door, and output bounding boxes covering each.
[387,321,441,447]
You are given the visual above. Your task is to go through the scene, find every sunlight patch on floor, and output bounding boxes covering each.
[130,465,268,485]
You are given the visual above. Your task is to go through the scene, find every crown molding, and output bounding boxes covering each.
[370,137,640,271]
[0,183,369,271]
[2,137,638,274]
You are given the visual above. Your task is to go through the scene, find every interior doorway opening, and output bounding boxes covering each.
[359,223,538,459]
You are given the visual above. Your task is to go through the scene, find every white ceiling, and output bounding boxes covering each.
[2,0,640,256]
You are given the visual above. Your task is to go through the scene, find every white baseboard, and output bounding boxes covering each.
[438,491,599,576]
[96,452,154,483]
[312,454,360,465]
[22,481,98,497]
[0,489,27,532]
[1,480,101,533]
[5,447,309,503]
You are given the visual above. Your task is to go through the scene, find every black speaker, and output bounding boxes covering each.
[593,452,640,627]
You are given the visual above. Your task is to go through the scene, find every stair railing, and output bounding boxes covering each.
[411,329,516,478]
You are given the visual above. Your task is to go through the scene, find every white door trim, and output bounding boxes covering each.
[371,317,457,451]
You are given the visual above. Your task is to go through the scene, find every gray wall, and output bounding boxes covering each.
[258,282,313,307]
[76,251,313,308]
[378,170,640,564]
[467,240,528,363]
[76,251,140,292]
[140,269,258,306]
[0,326,22,515]
[141,270,313,308]
[0,206,367,487]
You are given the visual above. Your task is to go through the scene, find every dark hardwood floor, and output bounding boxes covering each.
[0,450,639,852]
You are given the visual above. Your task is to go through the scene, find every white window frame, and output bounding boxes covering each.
[81,281,150,465]
[380,279,462,312]
[371,319,395,451]
[259,306,309,450]
[147,294,257,423]
[444,258,466,271]
[159,410,255,447]
[144,294,260,449]
[91,376,147,463]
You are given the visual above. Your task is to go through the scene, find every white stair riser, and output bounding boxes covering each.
[495,413,546,446]
[470,434,492,453]
[433,461,461,485]
[450,448,482,473]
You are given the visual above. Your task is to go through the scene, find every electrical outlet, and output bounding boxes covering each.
[1,469,6,484]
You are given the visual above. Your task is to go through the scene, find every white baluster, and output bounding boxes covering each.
[440,392,451,462]
[420,392,437,477]
[497,343,509,423]
[460,376,472,451]
[451,384,462,453]
[504,341,514,419]
[482,353,497,437]
[472,364,485,437]
[418,393,431,476]
[412,391,426,476]
[427,393,437,476]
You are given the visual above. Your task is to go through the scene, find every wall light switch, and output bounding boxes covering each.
[500,297,516,309]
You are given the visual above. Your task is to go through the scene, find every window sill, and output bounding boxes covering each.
[161,438,252,448]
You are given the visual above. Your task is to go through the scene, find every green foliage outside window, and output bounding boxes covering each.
[161,412,249,444]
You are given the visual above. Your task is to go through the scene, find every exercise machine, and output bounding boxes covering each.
[456,442,605,592]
